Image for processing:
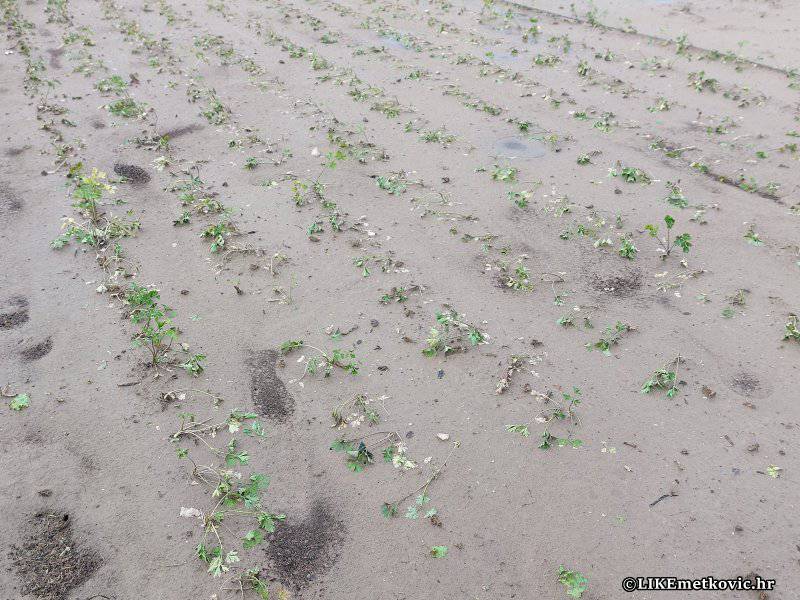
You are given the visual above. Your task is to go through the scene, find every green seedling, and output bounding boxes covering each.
[382,441,459,520]
[576,154,591,165]
[379,287,408,304]
[507,189,532,208]
[645,215,692,257]
[503,262,533,291]
[641,356,681,397]
[423,307,488,357]
[538,388,583,450]
[331,431,407,473]
[201,221,235,253]
[430,546,448,558]
[665,181,688,208]
[610,164,651,184]
[376,172,408,195]
[784,315,800,343]
[9,393,30,411]
[279,340,359,377]
[586,322,632,355]
[106,97,147,118]
[332,394,380,428]
[490,164,518,183]
[420,128,456,145]
[618,235,638,259]
[52,167,140,248]
[172,412,282,581]
[352,254,396,277]
[95,74,128,95]
[126,284,179,367]
[648,97,671,112]
[558,566,588,598]
[688,71,718,92]
[744,225,763,246]
[181,354,207,376]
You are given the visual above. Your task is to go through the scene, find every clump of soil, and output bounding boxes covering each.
[0,296,29,330]
[590,269,643,296]
[730,371,771,399]
[263,499,345,590]
[10,511,101,600]
[247,349,294,421]
[20,337,53,361]
[113,163,151,184]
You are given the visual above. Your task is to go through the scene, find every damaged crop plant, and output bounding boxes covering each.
[8,0,796,598]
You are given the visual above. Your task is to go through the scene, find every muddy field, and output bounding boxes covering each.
[1,0,798,598]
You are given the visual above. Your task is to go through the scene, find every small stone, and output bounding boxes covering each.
[436,433,450,441]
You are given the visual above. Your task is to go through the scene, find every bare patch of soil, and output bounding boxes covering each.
[10,511,101,600]
[263,498,345,590]
[247,349,294,421]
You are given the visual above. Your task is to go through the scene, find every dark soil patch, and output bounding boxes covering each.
[159,123,204,139]
[1,296,29,330]
[0,182,24,214]
[20,337,53,361]
[10,511,101,600]
[113,163,151,185]
[590,269,643,296]
[4,145,29,157]
[263,498,345,590]
[730,371,771,399]
[247,349,294,421]
[46,47,64,69]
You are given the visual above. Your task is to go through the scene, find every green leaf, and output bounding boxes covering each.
[243,529,263,549]
[430,545,448,558]
[9,393,29,411]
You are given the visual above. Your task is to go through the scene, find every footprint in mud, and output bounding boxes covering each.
[113,163,151,185]
[247,349,294,421]
[0,296,29,330]
[20,337,53,361]
[10,510,101,600]
[263,498,345,590]
[729,371,772,400]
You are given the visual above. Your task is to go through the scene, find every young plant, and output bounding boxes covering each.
[422,307,488,357]
[586,322,632,355]
[201,220,235,253]
[171,411,282,583]
[645,215,692,257]
[784,315,800,343]
[618,235,637,259]
[330,431,409,473]
[126,284,178,367]
[558,566,588,599]
[538,388,583,450]
[490,164,518,183]
[610,164,651,184]
[279,340,359,377]
[641,356,681,397]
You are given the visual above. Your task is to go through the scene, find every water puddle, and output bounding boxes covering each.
[492,136,547,158]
